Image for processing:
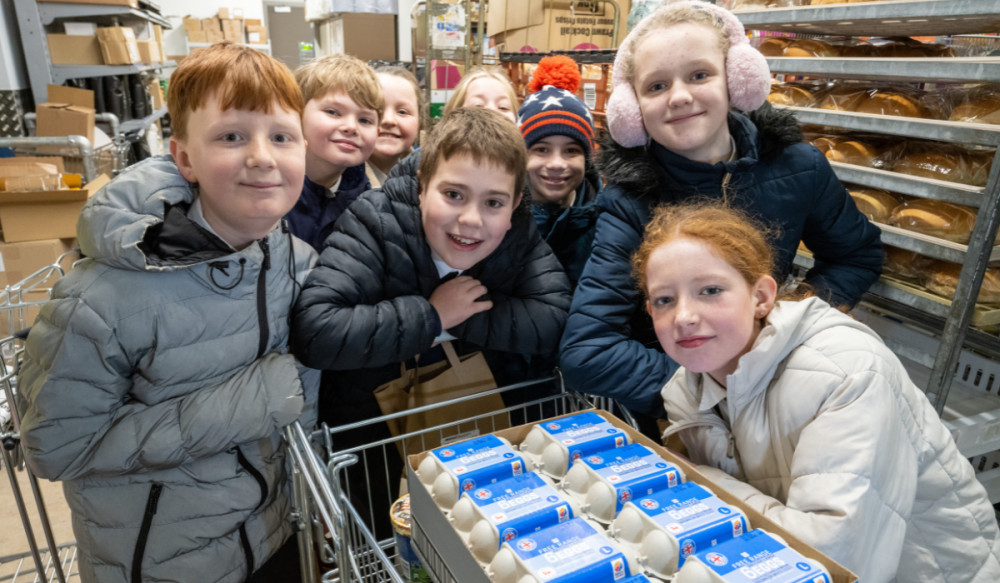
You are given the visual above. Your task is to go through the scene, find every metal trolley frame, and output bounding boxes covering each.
[285,375,637,582]
[1,257,79,583]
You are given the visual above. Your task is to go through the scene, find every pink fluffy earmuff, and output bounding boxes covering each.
[606,0,771,148]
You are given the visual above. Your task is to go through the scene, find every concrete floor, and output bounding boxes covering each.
[0,457,80,582]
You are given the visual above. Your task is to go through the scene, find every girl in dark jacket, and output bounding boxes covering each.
[559,0,883,424]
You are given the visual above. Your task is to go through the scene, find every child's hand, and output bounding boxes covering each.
[429,276,493,330]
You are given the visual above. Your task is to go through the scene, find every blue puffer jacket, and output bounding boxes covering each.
[560,105,883,416]
[284,163,370,250]
[530,165,601,288]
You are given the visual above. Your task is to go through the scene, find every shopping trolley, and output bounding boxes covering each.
[1,256,79,583]
[2,112,133,184]
[285,374,638,582]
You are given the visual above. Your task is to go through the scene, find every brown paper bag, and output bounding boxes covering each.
[374,342,509,457]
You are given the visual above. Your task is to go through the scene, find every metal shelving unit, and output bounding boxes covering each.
[737,1,1000,475]
[12,0,173,104]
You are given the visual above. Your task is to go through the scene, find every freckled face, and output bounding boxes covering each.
[632,23,732,164]
[645,237,775,385]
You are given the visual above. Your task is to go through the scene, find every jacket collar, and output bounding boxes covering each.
[596,104,803,200]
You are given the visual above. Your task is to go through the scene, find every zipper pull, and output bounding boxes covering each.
[727,434,736,459]
[260,237,271,270]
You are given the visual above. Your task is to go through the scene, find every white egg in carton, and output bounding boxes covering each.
[450,471,580,564]
[561,442,685,524]
[416,434,533,511]
[610,481,749,579]
[674,529,831,583]
[519,411,630,478]
[487,516,641,583]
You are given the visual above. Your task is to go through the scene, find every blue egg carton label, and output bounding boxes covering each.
[689,530,830,583]
[634,482,747,568]
[508,517,631,582]
[432,435,527,493]
[468,472,573,546]
[581,443,684,513]
[540,412,629,460]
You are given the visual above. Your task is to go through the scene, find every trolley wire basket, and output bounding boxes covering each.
[3,112,133,184]
[285,374,638,582]
[1,259,79,583]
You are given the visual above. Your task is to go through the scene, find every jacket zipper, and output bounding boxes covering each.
[239,523,254,580]
[255,237,271,359]
[235,445,268,510]
[131,483,162,583]
[662,416,738,459]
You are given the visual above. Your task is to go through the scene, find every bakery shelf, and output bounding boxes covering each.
[776,105,1000,147]
[870,276,1000,327]
[873,223,1000,265]
[35,2,171,28]
[766,57,1000,84]
[735,0,1000,37]
[832,163,986,209]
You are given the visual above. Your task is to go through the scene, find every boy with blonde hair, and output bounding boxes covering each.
[16,43,318,583]
[287,54,385,249]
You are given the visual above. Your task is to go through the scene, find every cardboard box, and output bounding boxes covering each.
[63,21,97,36]
[406,409,859,583]
[205,28,225,43]
[47,34,103,66]
[319,14,395,61]
[38,0,137,7]
[187,29,208,44]
[221,19,245,43]
[0,238,76,289]
[246,24,268,45]
[182,17,202,32]
[97,26,140,65]
[488,0,630,52]
[36,85,95,146]
[0,162,110,242]
[218,7,244,20]
[245,18,263,27]
[201,17,221,32]
[136,39,161,63]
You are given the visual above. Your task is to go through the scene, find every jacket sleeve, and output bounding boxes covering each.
[559,193,678,416]
[800,148,883,308]
[290,198,439,370]
[16,298,305,481]
[694,369,913,583]
[453,228,571,355]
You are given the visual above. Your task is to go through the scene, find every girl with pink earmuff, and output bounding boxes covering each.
[559,1,882,433]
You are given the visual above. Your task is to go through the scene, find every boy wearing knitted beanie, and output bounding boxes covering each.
[517,55,601,287]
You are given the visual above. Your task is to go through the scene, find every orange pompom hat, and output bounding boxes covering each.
[518,56,595,155]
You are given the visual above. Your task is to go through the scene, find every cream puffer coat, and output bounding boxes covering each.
[662,297,1000,582]
[16,157,318,583]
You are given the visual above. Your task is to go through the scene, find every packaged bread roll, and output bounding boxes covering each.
[767,83,816,107]
[849,187,902,223]
[817,85,867,111]
[967,150,995,187]
[924,261,1000,305]
[855,89,928,119]
[756,37,790,57]
[888,199,978,244]
[883,246,935,280]
[825,139,878,167]
[809,135,841,155]
[783,38,837,58]
[893,151,970,185]
[950,94,1000,126]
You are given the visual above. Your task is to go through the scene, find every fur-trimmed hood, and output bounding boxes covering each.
[596,104,803,199]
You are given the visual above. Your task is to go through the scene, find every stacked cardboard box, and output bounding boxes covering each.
[488,0,631,53]
[35,85,95,146]
[246,19,268,45]
[96,26,141,64]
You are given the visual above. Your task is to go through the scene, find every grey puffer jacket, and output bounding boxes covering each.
[16,156,318,583]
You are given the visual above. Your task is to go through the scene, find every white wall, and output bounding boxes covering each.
[0,0,28,90]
